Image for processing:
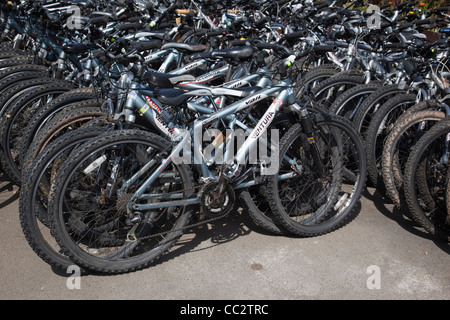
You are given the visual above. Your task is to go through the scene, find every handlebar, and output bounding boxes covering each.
[278,30,309,43]
[313,44,337,53]
[433,6,450,12]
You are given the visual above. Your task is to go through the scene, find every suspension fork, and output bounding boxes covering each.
[291,102,325,178]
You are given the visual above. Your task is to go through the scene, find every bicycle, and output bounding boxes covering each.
[42,47,366,273]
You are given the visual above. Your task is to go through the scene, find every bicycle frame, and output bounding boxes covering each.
[113,63,272,127]
[116,76,304,212]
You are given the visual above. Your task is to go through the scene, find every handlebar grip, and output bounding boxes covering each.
[230,39,249,46]
[206,30,229,37]
[397,1,418,10]
[230,38,263,46]
[255,42,279,50]
[88,16,110,25]
[380,21,393,29]
[314,2,329,10]
[131,40,162,51]
[118,22,143,30]
[434,6,450,12]
[385,43,408,49]
[415,18,437,25]
[313,45,337,53]
[280,30,308,41]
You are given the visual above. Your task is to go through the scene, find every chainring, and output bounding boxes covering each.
[200,181,236,218]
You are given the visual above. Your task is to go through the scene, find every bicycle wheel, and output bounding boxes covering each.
[0,77,59,116]
[381,108,446,210]
[241,112,366,236]
[353,83,408,136]
[48,130,196,273]
[0,56,30,69]
[0,70,50,97]
[21,101,108,180]
[19,87,102,165]
[0,80,74,183]
[267,115,357,237]
[403,118,450,241]
[294,64,340,100]
[364,93,418,188]
[20,126,112,272]
[328,82,381,122]
[309,72,365,109]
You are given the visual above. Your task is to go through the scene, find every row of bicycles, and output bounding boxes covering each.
[0,0,447,274]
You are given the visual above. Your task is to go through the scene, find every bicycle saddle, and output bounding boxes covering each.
[144,71,196,88]
[190,46,255,62]
[161,42,207,53]
[134,31,168,40]
[156,88,193,106]
[62,43,98,54]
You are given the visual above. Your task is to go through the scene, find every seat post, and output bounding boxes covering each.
[224,63,234,83]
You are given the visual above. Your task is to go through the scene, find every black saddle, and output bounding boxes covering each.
[144,71,196,88]
[190,46,255,62]
[63,43,98,54]
[156,89,192,106]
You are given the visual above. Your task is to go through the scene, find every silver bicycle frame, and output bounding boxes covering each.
[123,78,301,211]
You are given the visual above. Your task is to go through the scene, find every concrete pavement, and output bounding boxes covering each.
[0,172,449,300]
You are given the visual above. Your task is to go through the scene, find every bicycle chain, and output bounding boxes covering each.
[130,184,230,241]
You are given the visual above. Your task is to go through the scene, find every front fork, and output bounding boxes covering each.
[291,102,325,178]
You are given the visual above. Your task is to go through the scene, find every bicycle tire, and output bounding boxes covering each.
[0,56,31,68]
[403,118,450,241]
[0,80,74,184]
[353,83,408,136]
[295,64,340,100]
[328,82,381,122]
[21,100,107,178]
[243,113,366,236]
[0,70,50,97]
[266,116,350,237]
[0,64,49,81]
[19,126,112,272]
[309,73,365,109]
[365,93,418,188]
[48,130,196,273]
[381,108,446,210]
[19,87,102,166]
[0,77,60,116]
